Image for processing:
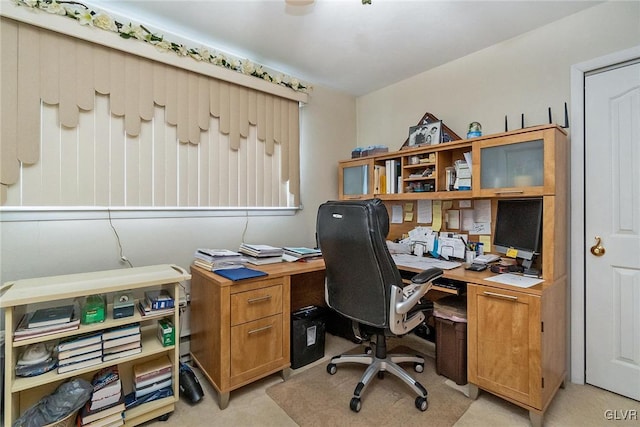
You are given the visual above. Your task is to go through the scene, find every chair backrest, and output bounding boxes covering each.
[316,199,403,328]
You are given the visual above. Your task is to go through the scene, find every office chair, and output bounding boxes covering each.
[316,198,443,413]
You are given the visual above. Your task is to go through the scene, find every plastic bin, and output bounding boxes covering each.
[291,306,326,369]
[434,296,467,385]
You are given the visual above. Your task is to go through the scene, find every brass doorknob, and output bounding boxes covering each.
[590,236,605,256]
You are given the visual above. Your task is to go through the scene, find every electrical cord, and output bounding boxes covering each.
[107,208,133,268]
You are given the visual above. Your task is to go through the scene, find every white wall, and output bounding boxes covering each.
[356,1,640,148]
[0,84,356,284]
[354,0,640,381]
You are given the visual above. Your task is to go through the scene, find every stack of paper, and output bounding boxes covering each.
[454,153,472,190]
[238,243,283,258]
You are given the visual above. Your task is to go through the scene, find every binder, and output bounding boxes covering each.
[213,267,268,281]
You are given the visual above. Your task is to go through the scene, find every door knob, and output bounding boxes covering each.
[590,236,606,256]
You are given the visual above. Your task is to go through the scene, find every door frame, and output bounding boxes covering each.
[569,45,640,384]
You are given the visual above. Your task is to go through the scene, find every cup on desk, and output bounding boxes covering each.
[465,250,476,264]
[414,244,424,257]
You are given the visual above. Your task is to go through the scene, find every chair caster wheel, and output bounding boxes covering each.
[327,363,337,375]
[415,396,428,411]
[350,397,362,412]
[377,371,384,379]
[414,362,424,373]
[365,346,372,355]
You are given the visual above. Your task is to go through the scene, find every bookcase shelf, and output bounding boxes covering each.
[2,264,190,426]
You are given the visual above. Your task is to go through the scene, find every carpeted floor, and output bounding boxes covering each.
[266,344,472,427]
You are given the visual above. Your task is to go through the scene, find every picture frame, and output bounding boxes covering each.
[400,112,461,150]
[407,121,442,148]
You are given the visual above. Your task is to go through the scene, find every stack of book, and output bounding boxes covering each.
[14,304,80,342]
[102,324,142,362]
[282,247,322,262]
[193,248,247,270]
[78,366,124,427]
[56,332,103,374]
[137,290,175,317]
[238,243,283,259]
[128,356,173,406]
[453,153,472,190]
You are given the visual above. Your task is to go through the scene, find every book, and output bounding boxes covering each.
[283,247,322,257]
[134,370,171,389]
[79,394,125,425]
[102,333,141,349]
[212,266,268,281]
[102,323,140,341]
[243,255,283,265]
[14,323,80,342]
[102,341,142,355]
[28,304,75,328]
[102,346,142,362]
[58,332,103,352]
[58,342,103,360]
[89,390,122,411]
[124,386,173,410]
[57,355,102,374]
[137,301,173,317]
[14,311,80,338]
[80,412,123,427]
[58,350,103,367]
[238,243,283,258]
[134,377,172,398]
[91,366,122,401]
[133,355,172,383]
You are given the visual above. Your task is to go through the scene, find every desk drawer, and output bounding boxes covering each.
[231,285,283,325]
[230,314,283,377]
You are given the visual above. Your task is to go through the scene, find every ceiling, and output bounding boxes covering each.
[85,0,603,96]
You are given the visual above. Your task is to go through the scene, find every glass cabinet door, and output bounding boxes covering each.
[339,158,373,199]
[473,128,559,198]
[480,139,544,189]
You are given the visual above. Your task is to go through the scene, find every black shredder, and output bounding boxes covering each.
[291,305,326,369]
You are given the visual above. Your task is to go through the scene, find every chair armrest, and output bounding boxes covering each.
[410,267,443,285]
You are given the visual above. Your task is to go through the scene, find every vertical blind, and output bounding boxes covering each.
[0,18,300,208]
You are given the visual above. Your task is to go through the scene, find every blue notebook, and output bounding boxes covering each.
[213,267,268,281]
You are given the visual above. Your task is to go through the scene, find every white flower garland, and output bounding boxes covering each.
[13,0,312,93]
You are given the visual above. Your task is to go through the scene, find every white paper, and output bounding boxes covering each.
[416,200,432,223]
[461,209,475,231]
[485,274,544,288]
[459,200,472,208]
[391,254,461,270]
[437,236,466,259]
[473,199,492,222]
[391,205,403,224]
[470,222,492,235]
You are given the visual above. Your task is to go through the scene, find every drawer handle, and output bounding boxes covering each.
[494,190,524,194]
[483,291,518,301]
[247,295,272,304]
[248,324,273,335]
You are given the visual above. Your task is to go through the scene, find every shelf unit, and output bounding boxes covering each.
[2,264,191,427]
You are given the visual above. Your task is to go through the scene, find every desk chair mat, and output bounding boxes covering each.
[266,344,472,426]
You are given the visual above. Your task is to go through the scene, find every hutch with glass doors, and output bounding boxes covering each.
[337,124,568,427]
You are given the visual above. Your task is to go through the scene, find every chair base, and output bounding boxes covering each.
[326,334,429,412]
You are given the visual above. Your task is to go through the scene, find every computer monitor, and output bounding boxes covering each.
[493,198,543,267]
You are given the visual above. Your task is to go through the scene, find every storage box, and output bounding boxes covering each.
[291,306,326,369]
[157,318,175,347]
[113,291,134,319]
[81,295,106,324]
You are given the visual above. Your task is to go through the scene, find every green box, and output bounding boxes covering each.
[157,318,175,347]
[82,294,105,324]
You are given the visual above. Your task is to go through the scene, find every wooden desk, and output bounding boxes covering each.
[190,260,565,426]
[189,260,325,409]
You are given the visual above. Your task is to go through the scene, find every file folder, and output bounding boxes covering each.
[212,267,268,281]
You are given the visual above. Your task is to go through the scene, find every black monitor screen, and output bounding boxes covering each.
[493,198,543,260]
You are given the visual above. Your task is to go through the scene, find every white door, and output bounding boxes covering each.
[585,60,640,400]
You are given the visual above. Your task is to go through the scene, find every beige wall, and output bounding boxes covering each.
[356,1,640,148]
[0,84,355,283]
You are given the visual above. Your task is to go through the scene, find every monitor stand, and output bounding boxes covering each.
[522,257,539,277]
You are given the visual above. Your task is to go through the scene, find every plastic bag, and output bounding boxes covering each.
[13,378,92,427]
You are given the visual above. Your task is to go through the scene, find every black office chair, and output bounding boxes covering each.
[316,198,443,413]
